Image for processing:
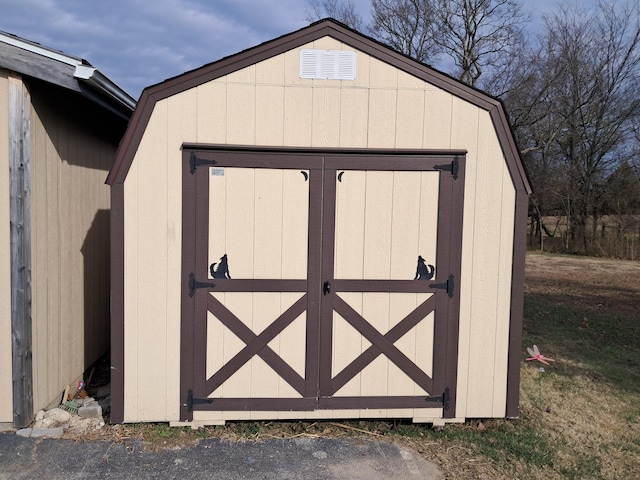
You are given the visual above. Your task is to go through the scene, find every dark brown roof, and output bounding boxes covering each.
[106,19,530,194]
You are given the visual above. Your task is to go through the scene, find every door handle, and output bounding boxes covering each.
[323,281,331,295]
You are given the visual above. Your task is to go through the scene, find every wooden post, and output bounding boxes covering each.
[9,75,33,428]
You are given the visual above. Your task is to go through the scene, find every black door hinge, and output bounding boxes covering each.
[188,272,216,297]
[425,387,451,410]
[429,274,455,298]
[434,157,459,180]
[186,389,213,412]
[189,151,218,174]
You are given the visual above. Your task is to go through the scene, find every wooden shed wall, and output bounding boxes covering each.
[28,82,114,413]
[0,70,12,424]
[121,37,517,422]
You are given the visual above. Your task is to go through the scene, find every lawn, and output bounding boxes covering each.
[393,253,640,478]
[80,253,640,478]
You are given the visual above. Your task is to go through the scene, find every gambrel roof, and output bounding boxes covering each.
[106,18,530,194]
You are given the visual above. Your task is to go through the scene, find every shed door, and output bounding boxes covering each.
[180,148,465,421]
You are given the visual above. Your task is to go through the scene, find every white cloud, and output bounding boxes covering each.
[1,0,598,98]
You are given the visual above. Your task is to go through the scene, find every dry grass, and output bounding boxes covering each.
[63,253,640,479]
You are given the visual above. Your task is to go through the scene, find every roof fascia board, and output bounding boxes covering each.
[0,31,83,67]
[489,105,532,194]
[1,31,135,116]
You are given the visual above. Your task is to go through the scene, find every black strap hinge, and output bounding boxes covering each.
[189,151,218,174]
[434,157,459,180]
[186,389,213,412]
[425,387,451,410]
[188,272,216,297]
[429,274,455,298]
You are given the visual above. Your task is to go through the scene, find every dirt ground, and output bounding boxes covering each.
[525,252,640,316]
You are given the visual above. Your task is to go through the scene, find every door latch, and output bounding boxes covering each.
[323,281,331,295]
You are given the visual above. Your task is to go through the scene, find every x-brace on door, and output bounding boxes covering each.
[180,147,465,422]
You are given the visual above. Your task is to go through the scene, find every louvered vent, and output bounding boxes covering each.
[299,49,356,80]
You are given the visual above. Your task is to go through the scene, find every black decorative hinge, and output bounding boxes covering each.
[425,387,451,410]
[186,389,213,412]
[429,274,455,298]
[189,151,218,174]
[434,157,459,180]
[188,272,216,297]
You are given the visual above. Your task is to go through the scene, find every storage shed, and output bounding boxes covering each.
[107,19,531,426]
[0,31,135,428]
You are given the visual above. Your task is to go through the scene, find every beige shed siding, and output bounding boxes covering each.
[0,70,12,423]
[122,36,518,422]
[457,109,516,418]
[28,85,114,413]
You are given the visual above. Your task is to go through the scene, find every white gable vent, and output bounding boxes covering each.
[299,49,356,80]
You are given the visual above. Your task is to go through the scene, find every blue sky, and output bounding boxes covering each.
[0,0,585,99]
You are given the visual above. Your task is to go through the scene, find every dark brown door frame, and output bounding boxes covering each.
[180,149,324,420]
[317,156,465,416]
[180,146,465,421]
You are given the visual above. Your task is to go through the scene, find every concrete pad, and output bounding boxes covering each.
[0,435,443,479]
[29,427,64,439]
[78,405,102,418]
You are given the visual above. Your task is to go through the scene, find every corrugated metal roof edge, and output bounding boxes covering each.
[0,30,136,115]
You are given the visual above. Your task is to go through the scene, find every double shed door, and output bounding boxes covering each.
[180,147,465,421]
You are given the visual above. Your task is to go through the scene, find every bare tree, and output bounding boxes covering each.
[306,0,364,30]
[369,0,441,63]
[549,1,640,252]
[433,0,529,87]
[308,0,529,87]
[506,1,640,254]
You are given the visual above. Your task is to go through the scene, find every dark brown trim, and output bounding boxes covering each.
[441,157,466,418]
[106,19,530,197]
[109,183,126,424]
[332,296,434,393]
[319,396,444,410]
[191,163,211,407]
[182,149,328,412]
[205,294,308,396]
[489,105,532,194]
[180,148,198,421]
[179,147,468,419]
[333,280,439,293]
[304,167,324,398]
[318,165,337,398]
[183,148,323,170]
[106,91,157,184]
[324,155,461,171]
[194,279,307,292]
[194,398,317,411]
[331,295,437,394]
[184,143,468,159]
[506,190,529,418]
